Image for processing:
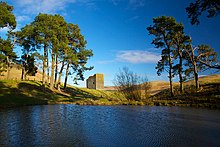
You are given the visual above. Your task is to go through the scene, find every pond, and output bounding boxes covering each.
[0,105,220,146]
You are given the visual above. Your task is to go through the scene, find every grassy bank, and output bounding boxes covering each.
[150,75,220,109]
[1,74,220,109]
[0,80,128,108]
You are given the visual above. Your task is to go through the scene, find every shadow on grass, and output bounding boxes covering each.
[0,81,48,107]
[151,82,220,106]
[65,86,100,100]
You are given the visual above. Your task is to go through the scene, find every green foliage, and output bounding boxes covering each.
[21,54,38,76]
[0,1,17,77]
[186,0,220,25]
[0,38,17,74]
[0,2,16,30]
[147,16,183,97]
[196,44,219,69]
[16,13,93,89]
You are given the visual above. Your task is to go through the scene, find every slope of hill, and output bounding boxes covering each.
[1,66,220,109]
[150,74,220,109]
[0,80,127,108]
[148,74,220,95]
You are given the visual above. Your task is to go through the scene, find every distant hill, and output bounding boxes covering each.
[149,74,220,95]
[105,74,220,95]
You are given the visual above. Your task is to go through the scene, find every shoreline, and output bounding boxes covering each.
[1,100,219,110]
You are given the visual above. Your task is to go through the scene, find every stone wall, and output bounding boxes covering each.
[86,74,104,90]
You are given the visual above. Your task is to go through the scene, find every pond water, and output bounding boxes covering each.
[0,105,220,146]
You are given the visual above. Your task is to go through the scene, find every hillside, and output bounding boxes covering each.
[1,66,220,108]
[150,74,220,109]
[148,74,220,95]
[0,80,127,108]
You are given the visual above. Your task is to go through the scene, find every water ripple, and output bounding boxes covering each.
[0,105,220,146]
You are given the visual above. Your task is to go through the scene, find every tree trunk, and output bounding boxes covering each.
[191,47,199,91]
[47,50,50,84]
[6,56,10,80]
[57,61,65,91]
[55,54,58,84]
[50,53,55,90]
[193,61,199,91]
[178,51,183,93]
[64,63,69,90]
[168,53,174,97]
[21,67,25,80]
[42,44,47,88]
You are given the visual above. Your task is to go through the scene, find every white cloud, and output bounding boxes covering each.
[16,0,97,15]
[97,50,160,64]
[116,50,160,63]
[0,27,9,33]
[13,0,97,15]
[14,0,73,14]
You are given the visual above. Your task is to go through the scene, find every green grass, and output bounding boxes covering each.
[150,79,220,109]
[1,74,220,109]
[0,80,127,107]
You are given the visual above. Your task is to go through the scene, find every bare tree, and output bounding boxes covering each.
[113,67,151,101]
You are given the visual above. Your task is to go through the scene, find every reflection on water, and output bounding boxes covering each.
[0,105,220,146]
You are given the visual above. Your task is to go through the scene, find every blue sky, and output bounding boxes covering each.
[1,0,220,87]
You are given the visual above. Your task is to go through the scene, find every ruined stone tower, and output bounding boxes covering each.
[86,74,104,90]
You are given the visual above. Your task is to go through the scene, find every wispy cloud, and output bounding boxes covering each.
[128,15,140,21]
[14,0,74,14]
[98,50,160,64]
[127,0,145,10]
[116,50,160,63]
[12,0,95,15]
[110,0,146,10]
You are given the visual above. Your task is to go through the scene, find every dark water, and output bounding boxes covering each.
[0,105,220,146]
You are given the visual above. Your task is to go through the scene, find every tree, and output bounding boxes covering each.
[184,41,219,90]
[18,13,93,91]
[16,24,38,80]
[196,44,219,69]
[114,67,150,101]
[0,38,17,78]
[23,13,49,88]
[20,54,38,80]
[49,14,68,90]
[184,42,201,90]
[0,2,16,77]
[63,24,93,90]
[0,2,16,29]
[25,13,63,89]
[186,0,220,25]
[172,28,191,93]
[67,48,93,88]
[147,16,180,97]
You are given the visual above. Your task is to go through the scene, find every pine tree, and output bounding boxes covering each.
[171,27,191,93]
[0,2,17,76]
[147,16,180,97]
[0,2,16,29]
[186,0,220,25]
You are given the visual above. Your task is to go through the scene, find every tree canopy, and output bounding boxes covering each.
[186,0,220,25]
[0,1,16,30]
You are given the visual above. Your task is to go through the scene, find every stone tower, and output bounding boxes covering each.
[86,74,104,90]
